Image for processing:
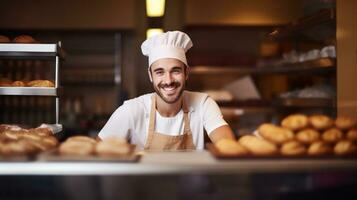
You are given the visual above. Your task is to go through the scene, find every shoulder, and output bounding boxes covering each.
[120,92,153,114]
[184,91,211,109]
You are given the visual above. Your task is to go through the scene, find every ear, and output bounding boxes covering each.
[185,66,190,81]
[148,67,153,82]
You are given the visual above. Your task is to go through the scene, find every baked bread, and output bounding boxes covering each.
[214,139,248,156]
[59,140,95,156]
[28,128,53,137]
[0,79,12,86]
[66,136,97,145]
[281,114,308,131]
[347,129,357,142]
[308,141,333,156]
[238,135,278,156]
[280,141,306,156]
[335,116,357,130]
[0,35,10,43]
[322,128,343,143]
[296,128,320,144]
[0,139,39,156]
[11,81,26,87]
[13,35,36,43]
[258,123,294,144]
[95,138,131,156]
[334,140,357,155]
[27,80,55,87]
[309,115,334,130]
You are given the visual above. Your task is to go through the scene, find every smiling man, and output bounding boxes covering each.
[98,31,235,150]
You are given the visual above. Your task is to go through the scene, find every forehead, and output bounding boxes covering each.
[150,58,185,71]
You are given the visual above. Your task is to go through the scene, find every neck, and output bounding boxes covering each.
[155,94,183,117]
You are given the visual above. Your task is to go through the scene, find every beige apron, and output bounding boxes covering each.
[144,95,196,150]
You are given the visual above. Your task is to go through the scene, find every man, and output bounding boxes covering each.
[98,31,235,150]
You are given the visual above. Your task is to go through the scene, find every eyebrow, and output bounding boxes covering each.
[153,66,183,73]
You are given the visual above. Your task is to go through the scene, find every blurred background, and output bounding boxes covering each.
[0,0,353,138]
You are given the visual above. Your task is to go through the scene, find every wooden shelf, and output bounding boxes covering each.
[268,8,335,40]
[190,58,335,75]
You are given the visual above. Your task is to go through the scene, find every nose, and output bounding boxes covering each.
[162,72,173,84]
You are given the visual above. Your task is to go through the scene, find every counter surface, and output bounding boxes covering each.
[1,151,357,175]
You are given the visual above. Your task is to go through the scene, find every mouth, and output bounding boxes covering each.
[161,85,177,95]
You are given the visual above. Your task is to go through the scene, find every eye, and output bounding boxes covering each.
[172,69,182,74]
[155,71,164,76]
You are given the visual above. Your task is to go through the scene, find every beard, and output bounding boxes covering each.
[153,81,185,104]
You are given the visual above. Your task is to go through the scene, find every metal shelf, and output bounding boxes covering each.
[0,43,65,59]
[0,87,59,96]
[190,58,335,75]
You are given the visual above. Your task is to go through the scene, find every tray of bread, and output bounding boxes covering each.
[0,124,59,161]
[38,136,140,162]
[208,114,357,159]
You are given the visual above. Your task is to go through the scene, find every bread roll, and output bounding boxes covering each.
[0,35,10,43]
[347,129,357,142]
[334,140,357,155]
[13,35,36,43]
[258,123,294,144]
[66,136,97,145]
[27,80,54,87]
[309,115,333,130]
[238,135,278,156]
[280,141,306,156]
[95,138,131,156]
[281,114,308,131]
[322,128,343,143]
[335,116,357,130]
[296,128,320,144]
[308,141,332,156]
[214,139,248,156]
[59,140,95,156]
[11,81,26,87]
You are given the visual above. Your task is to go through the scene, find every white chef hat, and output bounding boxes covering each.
[141,31,193,67]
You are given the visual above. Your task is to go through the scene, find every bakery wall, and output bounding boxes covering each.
[0,0,135,29]
[337,0,357,118]
[185,0,303,25]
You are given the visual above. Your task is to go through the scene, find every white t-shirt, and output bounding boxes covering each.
[98,91,228,150]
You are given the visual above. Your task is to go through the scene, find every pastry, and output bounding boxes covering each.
[66,136,97,145]
[28,128,53,137]
[296,128,320,144]
[238,135,278,156]
[281,114,308,131]
[59,140,95,156]
[258,123,294,144]
[280,141,306,156]
[27,80,55,87]
[0,35,11,43]
[322,128,343,143]
[214,139,248,156]
[13,35,36,43]
[347,129,357,142]
[335,116,357,130]
[308,141,333,156]
[309,115,334,130]
[334,140,357,155]
[11,81,26,87]
[95,137,132,156]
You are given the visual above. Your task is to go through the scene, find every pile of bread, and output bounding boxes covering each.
[215,114,357,156]
[0,78,55,87]
[0,35,37,43]
[0,124,58,156]
[59,136,132,157]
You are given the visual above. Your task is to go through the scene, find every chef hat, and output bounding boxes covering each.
[141,31,193,67]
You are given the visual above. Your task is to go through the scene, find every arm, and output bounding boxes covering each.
[209,125,236,143]
[202,95,236,143]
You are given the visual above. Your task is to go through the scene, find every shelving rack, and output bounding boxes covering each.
[0,42,64,132]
